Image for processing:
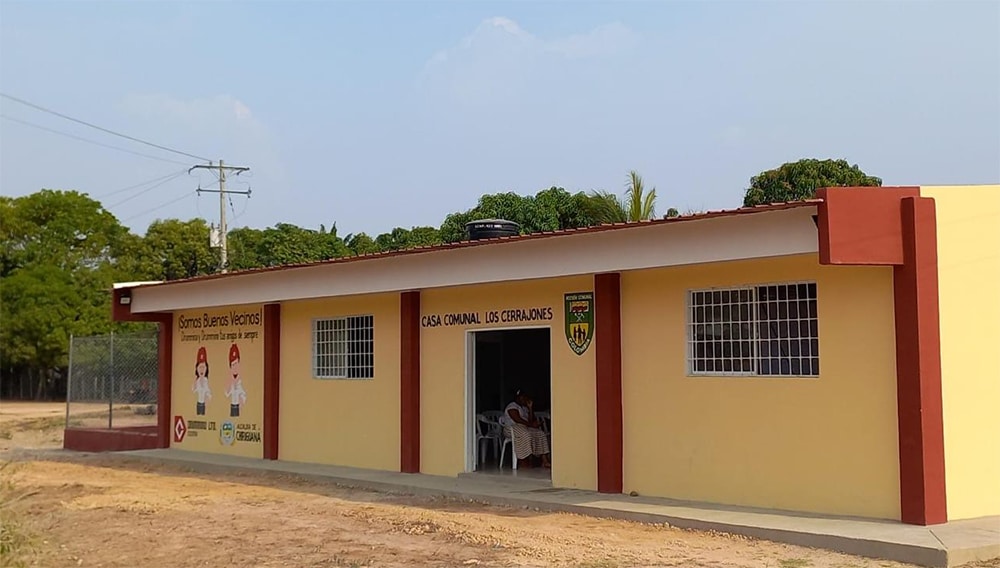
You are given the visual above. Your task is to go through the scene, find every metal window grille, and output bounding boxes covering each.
[312,315,374,379]
[687,282,819,377]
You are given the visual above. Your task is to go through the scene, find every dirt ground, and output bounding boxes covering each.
[0,402,68,453]
[0,401,154,453]
[2,402,996,568]
[0,402,71,422]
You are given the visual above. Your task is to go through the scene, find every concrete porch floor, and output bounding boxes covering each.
[117,448,998,568]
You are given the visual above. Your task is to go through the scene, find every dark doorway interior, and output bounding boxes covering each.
[475,328,551,415]
[474,328,551,473]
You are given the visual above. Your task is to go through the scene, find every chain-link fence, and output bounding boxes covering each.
[66,332,159,429]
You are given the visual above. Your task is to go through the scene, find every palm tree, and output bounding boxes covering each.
[588,170,657,224]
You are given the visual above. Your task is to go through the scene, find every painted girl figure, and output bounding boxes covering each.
[192,346,212,415]
[225,343,247,417]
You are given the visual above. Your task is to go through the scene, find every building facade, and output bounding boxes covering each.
[109,185,1000,526]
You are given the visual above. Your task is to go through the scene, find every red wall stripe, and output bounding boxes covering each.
[156,315,172,448]
[400,291,421,473]
[893,196,948,525]
[595,273,623,494]
[263,303,281,460]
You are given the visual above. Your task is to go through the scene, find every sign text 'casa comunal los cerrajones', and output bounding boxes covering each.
[421,307,554,328]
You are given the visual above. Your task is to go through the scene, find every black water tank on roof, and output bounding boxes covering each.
[465,219,520,241]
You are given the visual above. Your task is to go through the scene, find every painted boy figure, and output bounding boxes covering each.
[192,346,212,415]
[225,343,247,417]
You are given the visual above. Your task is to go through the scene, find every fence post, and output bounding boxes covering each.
[66,334,74,429]
[108,331,115,429]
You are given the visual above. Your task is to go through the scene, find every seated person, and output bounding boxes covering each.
[500,389,551,469]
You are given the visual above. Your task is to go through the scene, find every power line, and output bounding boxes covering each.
[106,171,188,209]
[0,92,211,162]
[96,169,192,199]
[123,191,198,223]
[227,192,250,224]
[0,114,192,166]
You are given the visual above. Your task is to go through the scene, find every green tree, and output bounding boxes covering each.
[0,263,122,398]
[743,158,882,206]
[438,210,478,243]
[137,218,220,280]
[345,232,380,256]
[228,227,265,270]
[589,170,657,223]
[533,186,601,229]
[439,193,535,243]
[439,187,597,243]
[231,223,353,269]
[252,223,349,267]
[1,190,156,399]
[374,226,443,252]
[1,266,79,397]
[1,190,129,277]
[407,226,443,248]
[310,223,351,261]
[0,195,17,277]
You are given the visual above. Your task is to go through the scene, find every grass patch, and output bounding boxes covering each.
[0,462,38,568]
[779,559,811,568]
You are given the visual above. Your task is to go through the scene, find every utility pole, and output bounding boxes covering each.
[189,160,251,273]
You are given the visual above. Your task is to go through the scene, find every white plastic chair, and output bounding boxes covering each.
[481,410,505,423]
[475,413,501,465]
[535,410,552,447]
[499,423,519,471]
[535,411,550,433]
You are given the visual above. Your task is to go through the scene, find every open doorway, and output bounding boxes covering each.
[468,327,551,476]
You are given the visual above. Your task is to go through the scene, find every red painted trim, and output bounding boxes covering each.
[64,426,159,452]
[400,291,421,473]
[111,288,169,324]
[817,189,948,525]
[595,273,623,494]
[816,187,920,265]
[893,196,948,525]
[263,303,281,460]
[111,288,133,321]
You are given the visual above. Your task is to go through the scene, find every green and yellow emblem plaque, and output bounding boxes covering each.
[564,292,594,355]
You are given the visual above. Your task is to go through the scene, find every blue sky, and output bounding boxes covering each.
[1,1,998,236]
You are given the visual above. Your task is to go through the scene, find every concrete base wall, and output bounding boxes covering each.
[64,426,159,452]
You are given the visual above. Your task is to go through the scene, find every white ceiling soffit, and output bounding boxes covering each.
[130,206,819,313]
[113,281,163,289]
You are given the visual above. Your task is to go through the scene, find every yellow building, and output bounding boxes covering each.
[105,185,1000,527]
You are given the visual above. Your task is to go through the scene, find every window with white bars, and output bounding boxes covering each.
[312,315,374,379]
[687,282,819,377]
